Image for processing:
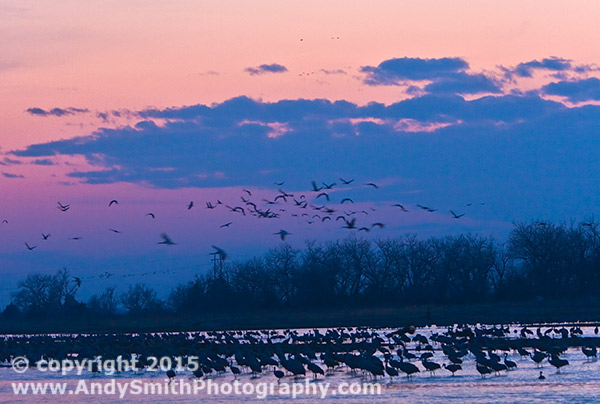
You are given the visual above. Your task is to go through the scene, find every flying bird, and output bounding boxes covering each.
[339,178,354,185]
[243,189,252,196]
[42,233,50,240]
[322,182,336,189]
[2,219,7,224]
[392,203,408,212]
[57,201,70,211]
[278,189,294,198]
[342,218,357,229]
[146,212,156,219]
[109,228,122,233]
[316,192,330,201]
[187,201,194,210]
[450,210,465,219]
[211,245,228,261]
[73,276,82,287]
[69,236,82,240]
[293,198,307,208]
[108,199,118,207]
[310,181,322,192]
[274,194,289,203]
[340,198,354,204]
[417,204,436,212]
[274,229,292,241]
[371,222,385,229]
[274,181,285,186]
[365,182,379,189]
[25,242,36,251]
[220,222,233,228]
[158,233,176,245]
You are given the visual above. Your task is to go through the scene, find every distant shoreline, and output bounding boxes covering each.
[1,297,599,335]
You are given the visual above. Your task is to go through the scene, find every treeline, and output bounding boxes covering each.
[4,220,600,320]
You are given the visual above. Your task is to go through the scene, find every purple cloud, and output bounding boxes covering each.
[244,63,288,76]
[542,77,600,102]
[26,107,89,117]
[510,57,572,78]
[2,172,24,178]
[360,57,500,94]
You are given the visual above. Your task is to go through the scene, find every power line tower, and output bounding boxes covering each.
[209,251,224,279]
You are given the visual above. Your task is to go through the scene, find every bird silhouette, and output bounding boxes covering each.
[548,354,569,373]
[316,192,330,201]
[274,181,285,186]
[146,213,156,219]
[443,363,462,376]
[187,201,194,210]
[476,362,492,378]
[25,242,36,251]
[504,354,517,370]
[211,245,227,260]
[450,210,465,219]
[158,233,176,245]
[42,233,50,240]
[274,230,292,241]
[57,201,70,212]
[365,182,379,189]
[340,198,354,204]
[274,369,285,384]
[392,203,408,212]
[342,218,357,229]
[397,361,420,379]
[109,228,121,234]
[339,178,354,185]
[417,204,437,212]
[220,222,233,228]
[422,359,441,375]
[108,199,118,207]
[73,276,82,287]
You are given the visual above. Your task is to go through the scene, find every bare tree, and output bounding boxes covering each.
[120,284,162,314]
[12,268,79,315]
[88,286,119,315]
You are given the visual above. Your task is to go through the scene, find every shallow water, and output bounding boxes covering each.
[1,324,599,403]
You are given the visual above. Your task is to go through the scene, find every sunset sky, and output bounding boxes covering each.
[2,0,600,304]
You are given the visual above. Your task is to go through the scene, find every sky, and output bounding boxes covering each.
[2,0,600,305]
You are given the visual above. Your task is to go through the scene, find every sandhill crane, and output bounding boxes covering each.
[158,233,176,245]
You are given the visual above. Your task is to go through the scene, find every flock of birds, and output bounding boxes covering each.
[11,179,481,258]
[1,324,598,384]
